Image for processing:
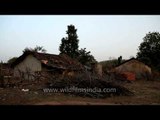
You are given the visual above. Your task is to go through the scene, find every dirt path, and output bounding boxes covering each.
[35,101,116,105]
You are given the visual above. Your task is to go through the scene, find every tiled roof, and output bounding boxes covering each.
[12,51,84,71]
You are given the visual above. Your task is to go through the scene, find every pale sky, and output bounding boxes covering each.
[0,15,160,62]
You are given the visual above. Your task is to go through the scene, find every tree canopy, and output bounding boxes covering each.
[23,45,47,53]
[137,32,160,71]
[59,25,79,59]
[59,24,96,66]
[77,48,97,66]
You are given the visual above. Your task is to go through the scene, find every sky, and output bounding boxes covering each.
[0,15,160,62]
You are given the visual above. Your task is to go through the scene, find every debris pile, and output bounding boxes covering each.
[106,72,126,82]
[47,73,134,98]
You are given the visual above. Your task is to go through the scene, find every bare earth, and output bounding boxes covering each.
[0,80,160,105]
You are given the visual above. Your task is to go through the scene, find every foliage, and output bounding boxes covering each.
[78,48,97,66]
[136,32,160,71]
[59,24,96,66]
[117,56,122,65]
[7,57,18,64]
[23,45,47,53]
[99,58,126,74]
[59,24,79,59]
[100,59,118,72]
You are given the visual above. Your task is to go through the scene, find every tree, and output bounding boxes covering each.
[23,45,46,53]
[34,46,46,53]
[78,48,97,66]
[7,57,18,64]
[117,56,122,65]
[136,32,160,71]
[59,24,79,59]
[59,24,97,66]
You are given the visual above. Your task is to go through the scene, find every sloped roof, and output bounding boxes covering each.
[115,58,150,68]
[11,51,84,71]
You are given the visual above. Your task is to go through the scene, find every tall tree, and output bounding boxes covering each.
[59,24,97,66]
[59,24,79,59]
[137,32,160,71]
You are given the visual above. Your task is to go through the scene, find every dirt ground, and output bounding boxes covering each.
[0,80,160,105]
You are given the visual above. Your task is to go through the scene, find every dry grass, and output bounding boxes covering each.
[0,80,160,105]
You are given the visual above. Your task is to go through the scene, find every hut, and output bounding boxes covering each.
[11,51,84,80]
[111,58,152,80]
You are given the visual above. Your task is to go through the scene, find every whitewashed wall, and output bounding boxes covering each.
[14,55,42,80]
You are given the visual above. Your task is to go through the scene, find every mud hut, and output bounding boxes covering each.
[111,58,151,80]
[11,51,84,80]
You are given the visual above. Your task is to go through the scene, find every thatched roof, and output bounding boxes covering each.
[11,51,84,71]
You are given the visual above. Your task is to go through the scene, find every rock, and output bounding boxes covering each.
[22,89,29,92]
